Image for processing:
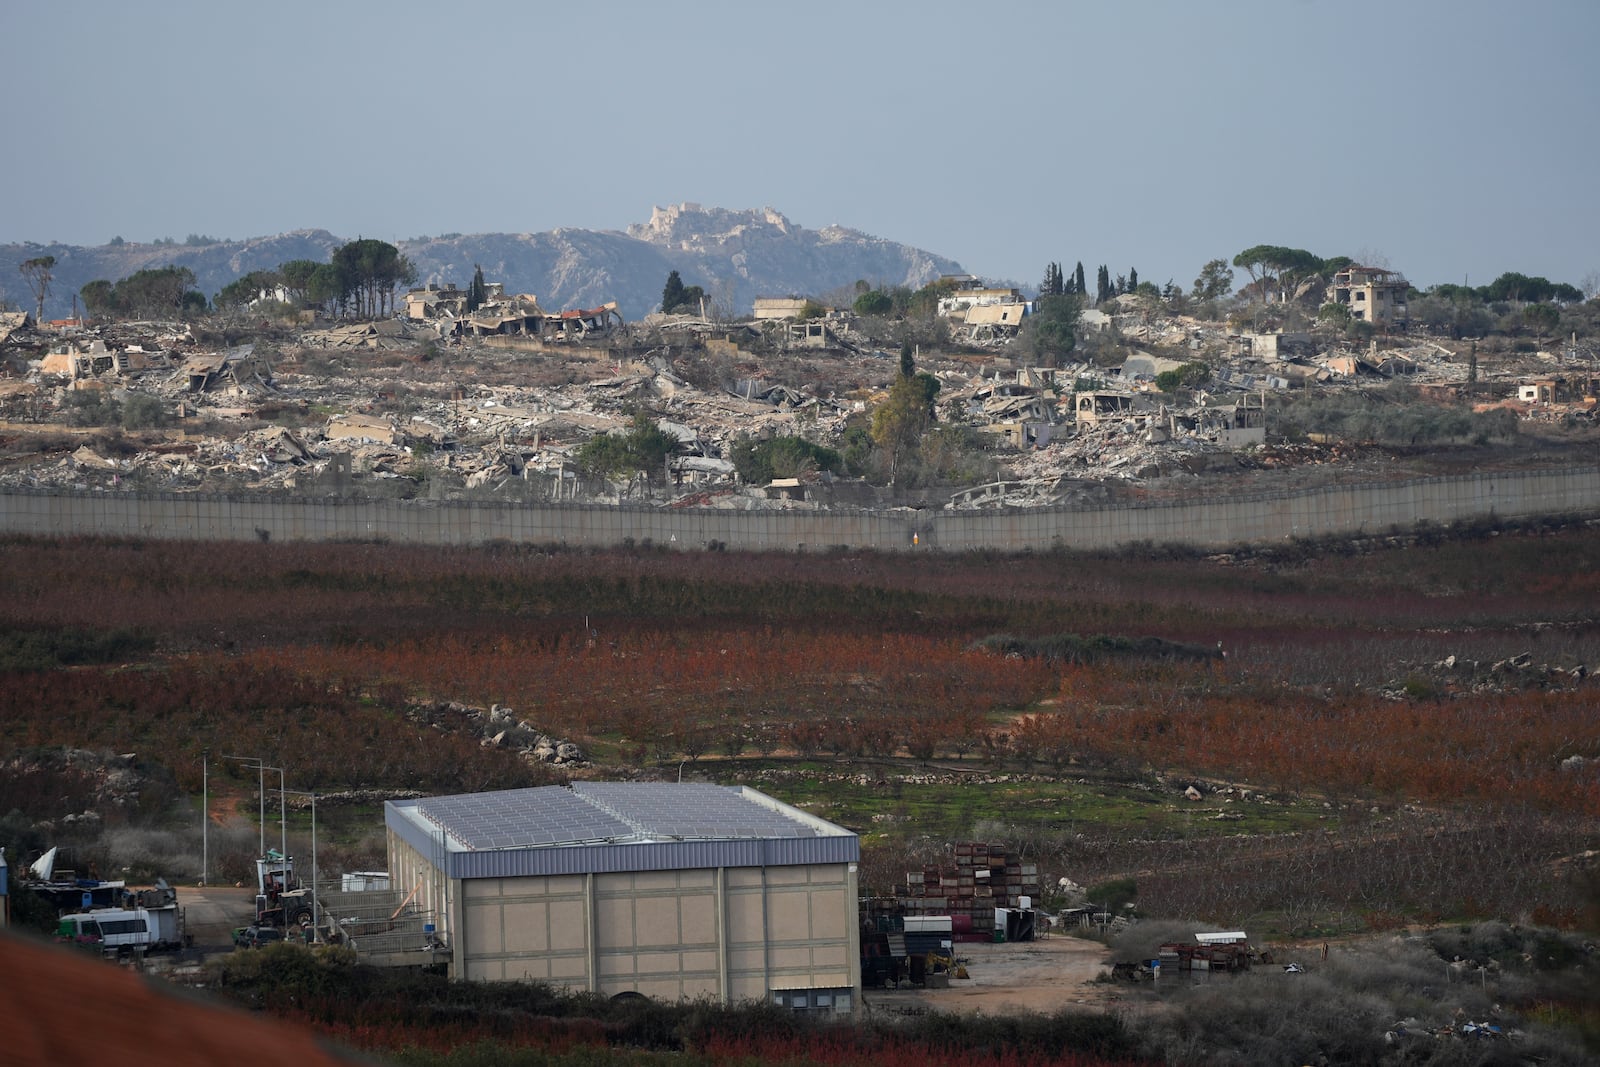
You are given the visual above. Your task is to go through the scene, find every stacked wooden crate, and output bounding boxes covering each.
[898,842,1041,935]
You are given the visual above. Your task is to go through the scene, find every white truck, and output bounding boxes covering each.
[56,905,184,955]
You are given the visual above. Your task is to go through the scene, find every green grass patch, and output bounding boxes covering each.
[698,758,1328,841]
[0,624,154,670]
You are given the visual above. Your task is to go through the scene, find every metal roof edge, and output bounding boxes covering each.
[385,799,450,863]
[450,835,859,880]
[733,785,854,838]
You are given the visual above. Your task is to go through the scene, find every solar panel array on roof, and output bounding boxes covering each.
[414,784,820,852]
[418,787,634,851]
[573,782,817,840]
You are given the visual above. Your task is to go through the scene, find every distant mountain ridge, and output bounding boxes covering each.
[1,205,962,321]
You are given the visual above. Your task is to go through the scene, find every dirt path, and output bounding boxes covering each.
[175,885,254,952]
[864,935,1114,1015]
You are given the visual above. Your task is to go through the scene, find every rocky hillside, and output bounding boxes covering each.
[1,205,962,321]
[0,231,344,322]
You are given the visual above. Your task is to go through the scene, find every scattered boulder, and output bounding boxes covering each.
[407,699,587,765]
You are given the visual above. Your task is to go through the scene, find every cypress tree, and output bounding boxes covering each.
[661,270,686,314]
[1040,262,1064,298]
[1074,262,1086,297]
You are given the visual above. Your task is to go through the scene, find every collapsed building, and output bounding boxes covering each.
[1,264,1587,510]
[1329,265,1410,326]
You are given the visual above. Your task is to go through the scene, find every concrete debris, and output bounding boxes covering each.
[4,292,1594,511]
[303,319,418,349]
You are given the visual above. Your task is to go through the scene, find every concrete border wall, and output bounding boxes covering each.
[2,467,1597,552]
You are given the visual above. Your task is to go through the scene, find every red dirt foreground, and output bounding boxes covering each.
[0,930,363,1067]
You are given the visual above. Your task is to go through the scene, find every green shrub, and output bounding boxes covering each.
[64,390,119,427]
[1088,876,1139,917]
[971,632,1221,664]
[120,392,169,430]
[0,625,153,670]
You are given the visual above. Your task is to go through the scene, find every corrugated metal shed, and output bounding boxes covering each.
[1194,930,1249,944]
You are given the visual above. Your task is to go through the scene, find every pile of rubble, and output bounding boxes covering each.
[2,300,1589,510]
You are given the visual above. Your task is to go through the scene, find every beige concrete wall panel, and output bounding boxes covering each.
[724,891,765,941]
[462,878,502,899]
[727,947,766,972]
[680,893,715,942]
[502,902,551,954]
[463,903,504,955]
[548,956,587,980]
[769,946,814,969]
[680,949,718,973]
[506,959,553,982]
[767,893,813,940]
[549,900,586,951]
[634,950,692,975]
[633,898,681,947]
[594,897,634,949]
[597,955,635,977]
[810,944,848,969]
[807,888,848,934]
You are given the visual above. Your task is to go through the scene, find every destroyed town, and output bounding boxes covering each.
[3,204,1599,1066]
[1,217,1597,523]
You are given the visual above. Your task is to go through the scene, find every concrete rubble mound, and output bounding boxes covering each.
[3,290,1594,511]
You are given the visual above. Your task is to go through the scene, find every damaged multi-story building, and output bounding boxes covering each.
[1328,265,1410,326]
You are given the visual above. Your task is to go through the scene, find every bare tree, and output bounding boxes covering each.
[19,255,55,323]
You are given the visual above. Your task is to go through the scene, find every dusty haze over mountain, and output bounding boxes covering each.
[0,205,963,321]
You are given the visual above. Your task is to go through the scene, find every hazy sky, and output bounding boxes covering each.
[4,0,1596,292]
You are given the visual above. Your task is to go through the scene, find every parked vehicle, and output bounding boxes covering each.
[232,925,286,949]
[57,905,184,955]
[254,849,313,928]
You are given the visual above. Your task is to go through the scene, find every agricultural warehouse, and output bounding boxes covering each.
[384,782,861,1010]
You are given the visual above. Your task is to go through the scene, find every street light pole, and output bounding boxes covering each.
[201,750,209,887]
[265,766,286,893]
[283,789,319,937]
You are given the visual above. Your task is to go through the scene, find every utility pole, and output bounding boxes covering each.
[265,766,287,886]
[283,789,319,937]
[201,750,209,886]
